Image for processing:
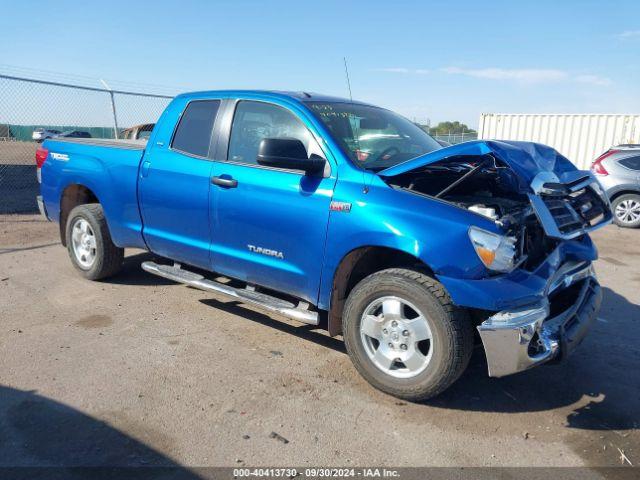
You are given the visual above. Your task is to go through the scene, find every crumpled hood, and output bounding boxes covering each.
[378,140,581,187]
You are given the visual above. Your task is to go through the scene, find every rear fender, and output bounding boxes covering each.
[42,139,146,248]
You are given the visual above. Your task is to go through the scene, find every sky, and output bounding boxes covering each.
[1,0,639,128]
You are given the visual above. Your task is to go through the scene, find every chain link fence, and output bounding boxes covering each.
[0,73,481,214]
[432,132,478,145]
[0,74,173,214]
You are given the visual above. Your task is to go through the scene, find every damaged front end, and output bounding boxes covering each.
[379,140,612,273]
[381,152,552,271]
[477,264,601,377]
[378,140,611,377]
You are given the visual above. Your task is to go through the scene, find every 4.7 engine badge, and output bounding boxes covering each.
[330,201,352,212]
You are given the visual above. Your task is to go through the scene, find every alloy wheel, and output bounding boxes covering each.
[359,296,434,379]
[615,199,640,225]
[71,218,97,268]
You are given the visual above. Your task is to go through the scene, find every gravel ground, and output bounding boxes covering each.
[0,214,638,469]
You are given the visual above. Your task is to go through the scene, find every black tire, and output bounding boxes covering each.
[342,268,473,401]
[611,193,640,228]
[65,203,124,280]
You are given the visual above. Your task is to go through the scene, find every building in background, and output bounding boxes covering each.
[478,113,640,169]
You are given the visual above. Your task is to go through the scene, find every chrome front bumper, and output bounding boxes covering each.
[478,267,602,377]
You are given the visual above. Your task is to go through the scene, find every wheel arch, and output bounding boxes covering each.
[610,189,640,202]
[327,246,435,336]
[59,183,100,246]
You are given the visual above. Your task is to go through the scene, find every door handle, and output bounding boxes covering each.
[211,175,238,188]
[141,161,151,178]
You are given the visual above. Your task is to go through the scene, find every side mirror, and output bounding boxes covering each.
[257,138,325,175]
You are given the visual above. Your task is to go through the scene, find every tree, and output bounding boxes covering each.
[427,121,476,135]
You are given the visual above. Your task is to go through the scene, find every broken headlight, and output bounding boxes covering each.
[468,226,517,273]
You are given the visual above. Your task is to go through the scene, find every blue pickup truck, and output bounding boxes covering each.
[36,91,611,400]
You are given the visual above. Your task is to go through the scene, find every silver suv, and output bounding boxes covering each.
[591,145,640,228]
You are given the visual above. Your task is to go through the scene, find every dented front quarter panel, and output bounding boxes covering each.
[437,234,598,311]
[317,166,500,310]
[321,139,607,314]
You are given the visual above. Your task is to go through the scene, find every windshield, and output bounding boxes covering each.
[307,102,441,171]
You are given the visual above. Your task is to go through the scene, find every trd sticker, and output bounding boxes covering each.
[50,153,69,161]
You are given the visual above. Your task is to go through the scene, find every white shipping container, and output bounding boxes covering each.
[478,113,640,170]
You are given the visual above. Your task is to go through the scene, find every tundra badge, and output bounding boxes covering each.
[248,245,284,259]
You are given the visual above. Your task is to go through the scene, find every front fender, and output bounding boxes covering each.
[317,175,494,309]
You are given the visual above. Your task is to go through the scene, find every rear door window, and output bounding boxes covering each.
[618,155,640,171]
[171,100,221,157]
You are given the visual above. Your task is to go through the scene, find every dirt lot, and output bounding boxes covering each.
[1,214,639,469]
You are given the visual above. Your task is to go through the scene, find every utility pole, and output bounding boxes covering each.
[100,79,119,139]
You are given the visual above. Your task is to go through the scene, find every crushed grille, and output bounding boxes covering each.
[541,185,606,236]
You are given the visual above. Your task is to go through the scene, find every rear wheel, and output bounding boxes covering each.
[65,203,123,280]
[612,193,640,228]
[342,268,473,401]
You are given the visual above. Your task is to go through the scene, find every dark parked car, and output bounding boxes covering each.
[55,130,92,139]
[591,145,640,228]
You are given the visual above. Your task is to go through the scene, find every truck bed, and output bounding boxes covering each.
[40,136,148,249]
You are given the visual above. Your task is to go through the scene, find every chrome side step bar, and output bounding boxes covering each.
[141,261,319,325]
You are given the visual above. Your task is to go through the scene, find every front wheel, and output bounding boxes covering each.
[612,193,640,228]
[65,203,124,280]
[342,268,473,401]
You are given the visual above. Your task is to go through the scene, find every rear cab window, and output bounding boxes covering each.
[171,100,221,157]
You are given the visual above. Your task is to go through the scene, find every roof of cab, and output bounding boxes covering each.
[174,90,373,106]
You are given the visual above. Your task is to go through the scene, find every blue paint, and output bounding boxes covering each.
[41,90,602,317]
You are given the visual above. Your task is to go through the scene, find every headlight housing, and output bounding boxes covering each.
[468,226,517,273]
